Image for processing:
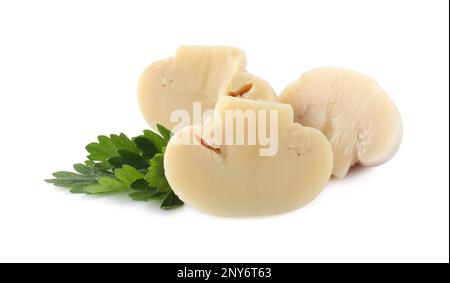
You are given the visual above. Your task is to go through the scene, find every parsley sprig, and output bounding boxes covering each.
[45,124,183,209]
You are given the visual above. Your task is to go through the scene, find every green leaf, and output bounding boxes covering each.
[134,136,158,159]
[117,149,148,170]
[73,163,92,175]
[70,186,86,194]
[114,165,144,187]
[108,156,126,169]
[85,133,140,169]
[45,161,114,195]
[97,176,127,190]
[46,126,183,210]
[129,191,153,201]
[143,129,166,151]
[84,160,95,167]
[45,171,97,188]
[161,191,183,209]
[110,133,138,153]
[150,192,168,200]
[83,184,117,194]
[51,171,80,178]
[86,135,117,163]
[157,124,173,141]
[146,153,170,193]
[84,177,127,194]
[73,163,113,177]
[130,179,155,191]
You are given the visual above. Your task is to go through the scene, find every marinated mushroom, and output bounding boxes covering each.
[279,67,402,178]
[164,96,333,216]
[138,46,277,130]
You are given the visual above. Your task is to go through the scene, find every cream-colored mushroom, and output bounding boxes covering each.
[138,46,277,130]
[164,96,333,216]
[279,67,402,178]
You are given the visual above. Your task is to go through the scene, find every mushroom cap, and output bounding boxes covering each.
[164,97,333,216]
[279,67,403,178]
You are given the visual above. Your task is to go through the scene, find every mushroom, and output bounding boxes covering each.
[138,46,277,130]
[279,67,403,178]
[164,96,333,216]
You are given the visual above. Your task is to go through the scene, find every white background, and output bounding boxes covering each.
[0,0,448,263]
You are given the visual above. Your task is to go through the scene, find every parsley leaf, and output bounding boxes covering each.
[134,136,159,159]
[157,124,173,141]
[161,191,183,209]
[112,149,148,170]
[84,177,127,194]
[146,153,170,193]
[115,165,144,187]
[130,179,155,191]
[86,135,118,168]
[45,163,113,193]
[46,128,183,210]
[110,133,138,153]
[143,130,167,151]
[129,191,154,201]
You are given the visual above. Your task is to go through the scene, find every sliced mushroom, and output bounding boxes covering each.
[279,67,403,178]
[138,46,277,130]
[164,96,333,216]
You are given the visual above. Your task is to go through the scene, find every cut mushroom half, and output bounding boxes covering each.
[138,46,278,131]
[164,96,333,216]
[279,67,403,178]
